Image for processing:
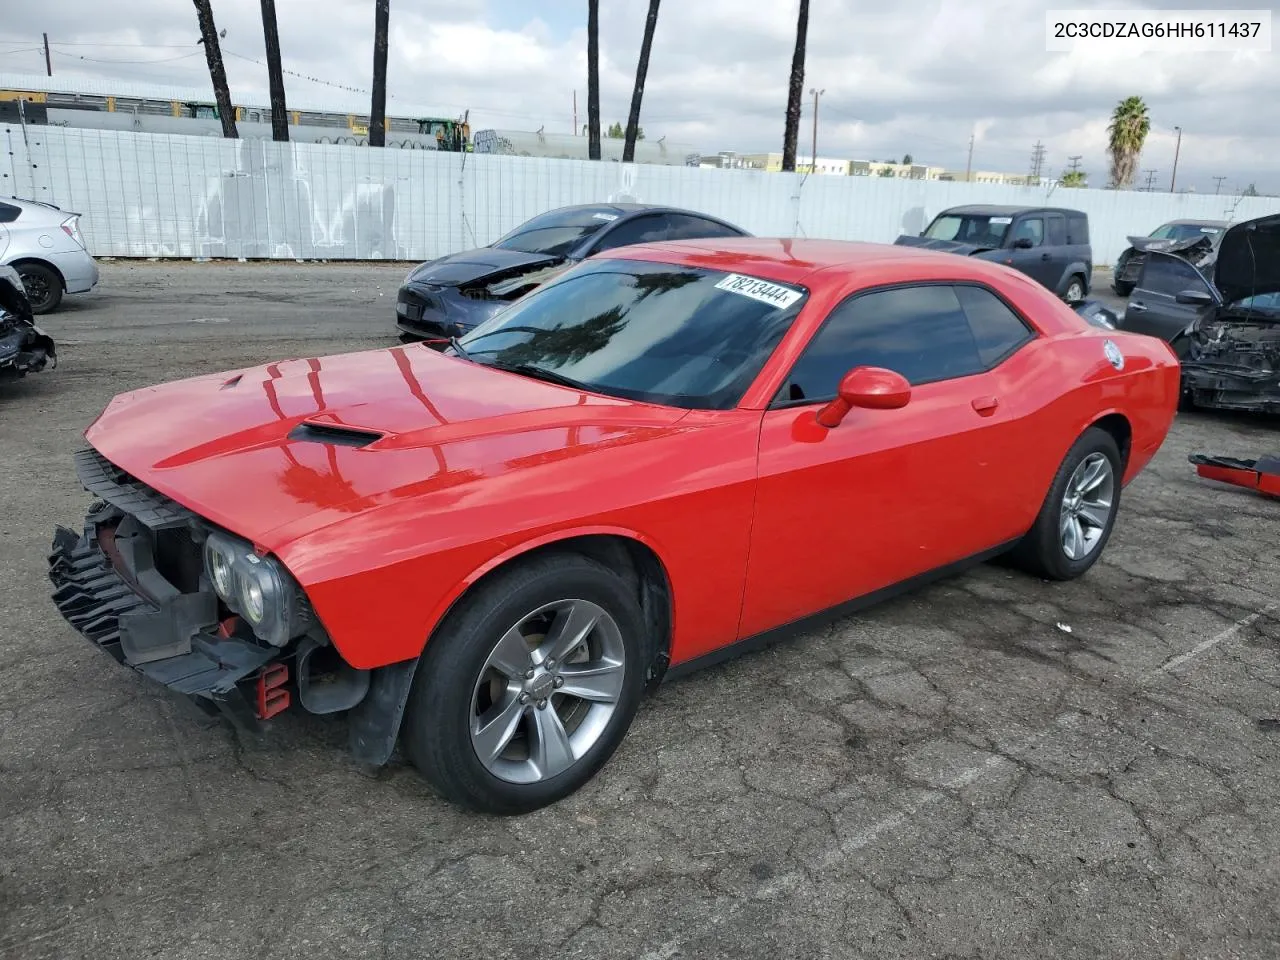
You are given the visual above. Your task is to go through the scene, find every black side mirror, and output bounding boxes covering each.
[1174,288,1213,306]
[1012,237,1034,249]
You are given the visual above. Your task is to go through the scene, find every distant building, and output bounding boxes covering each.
[936,169,1041,186]
[737,153,850,174]
[852,161,946,180]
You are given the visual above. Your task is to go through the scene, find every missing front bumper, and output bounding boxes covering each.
[1181,362,1280,414]
[47,510,279,730]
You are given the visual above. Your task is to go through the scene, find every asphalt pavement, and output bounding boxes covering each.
[1,262,1277,960]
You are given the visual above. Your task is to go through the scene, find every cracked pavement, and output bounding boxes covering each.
[1,263,1277,959]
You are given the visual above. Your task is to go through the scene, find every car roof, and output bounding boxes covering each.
[1,196,67,218]
[552,201,721,217]
[593,236,1022,286]
[1163,219,1229,227]
[938,204,1087,217]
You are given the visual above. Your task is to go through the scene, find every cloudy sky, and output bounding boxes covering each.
[1,0,1276,193]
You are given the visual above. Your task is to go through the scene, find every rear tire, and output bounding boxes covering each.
[1064,275,1086,304]
[1008,427,1123,581]
[401,552,648,815]
[16,263,62,314]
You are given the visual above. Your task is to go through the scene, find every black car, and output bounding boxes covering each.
[1117,213,1280,414]
[1111,219,1228,297]
[895,204,1093,303]
[0,263,56,381]
[395,203,750,342]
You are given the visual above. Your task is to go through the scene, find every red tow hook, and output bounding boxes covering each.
[256,663,291,720]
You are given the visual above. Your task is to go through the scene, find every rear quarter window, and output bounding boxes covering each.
[0,202,20,224]
[1066,215,1089,245]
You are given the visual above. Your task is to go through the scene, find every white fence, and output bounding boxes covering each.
[3,124,1276,265]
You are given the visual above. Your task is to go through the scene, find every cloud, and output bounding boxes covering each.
[1,0,1275,192]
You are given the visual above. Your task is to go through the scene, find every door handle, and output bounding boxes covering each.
[971,395,999,415]
[1040,253,1051,260]
[1128,301,1147,312]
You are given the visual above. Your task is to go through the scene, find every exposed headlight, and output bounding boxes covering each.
[203,531,304,647]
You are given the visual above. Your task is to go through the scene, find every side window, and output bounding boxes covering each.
[1139,253,1211,296]
[664,214,742,241]
[590,215,668,253]
[780,284,983,402]
[0,202,19,224]
[1066,214,1089,245]
[954,285,1035,367]
[1010,217,1044,246]
[1045,214,1067,246]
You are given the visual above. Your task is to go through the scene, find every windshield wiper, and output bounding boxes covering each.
[491,361,593,392]
[447,336,473,361]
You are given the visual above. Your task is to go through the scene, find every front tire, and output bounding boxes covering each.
[1112,280,1134,297]
[401,552,648,815]
[1008,427,1122,581]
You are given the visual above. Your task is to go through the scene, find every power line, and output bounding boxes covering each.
[50,46,202,64]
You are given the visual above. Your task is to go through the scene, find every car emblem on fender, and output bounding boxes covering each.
[1104,339,1125,371]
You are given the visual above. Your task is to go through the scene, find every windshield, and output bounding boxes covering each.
[922,213,1012,247]
[1150,222,1224,243]
[1229,292,1280,312]
[454,258,807,409]
[491,207,624,257]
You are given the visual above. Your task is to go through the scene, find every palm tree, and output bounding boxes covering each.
[780,0,810,172]
[623,0,661,162]
[192,0,238,138]
[587,0,601,160]
[369,0,390,147]
[259,0,289,141]
[1107,96,1150,189]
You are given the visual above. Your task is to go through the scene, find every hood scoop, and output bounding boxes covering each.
[287,421,385,448]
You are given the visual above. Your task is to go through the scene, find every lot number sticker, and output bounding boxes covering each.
[714,273,803,310]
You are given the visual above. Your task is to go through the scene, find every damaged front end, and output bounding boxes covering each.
[0,264,56,381]
[396,251,570,343]
[1182,309,1280,413]
[1116,233,1216,289]
[48,446,415,764]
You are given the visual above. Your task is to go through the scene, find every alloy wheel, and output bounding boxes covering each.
[1059,452,1115,561]
[469,598,626,785]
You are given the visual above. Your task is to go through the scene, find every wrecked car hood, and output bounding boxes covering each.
[1126,234,1215,258]
[892,235,994,256]
[83,345,689,550]
[405,248,566,287]
[1213,213,1280,305]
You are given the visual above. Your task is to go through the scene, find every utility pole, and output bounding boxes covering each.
[192,0,238,138]
[808,87,824,174]
[1213,175,1227,194]
[1142,168,1158,191]
[965,133,974,182]
[259,0,289,141]
[573,90,577,136]
[1067,155,1082,172]
[1029,140,1046,184]
[42,33,52,76]
[369,0,389,147]
[1169,125,1182,192]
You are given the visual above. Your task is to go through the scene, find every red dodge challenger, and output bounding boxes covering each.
[49,239,1180,814]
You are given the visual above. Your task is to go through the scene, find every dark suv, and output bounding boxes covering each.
[895,204,1093,303]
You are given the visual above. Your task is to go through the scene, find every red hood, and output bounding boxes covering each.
[84,345,689,550]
